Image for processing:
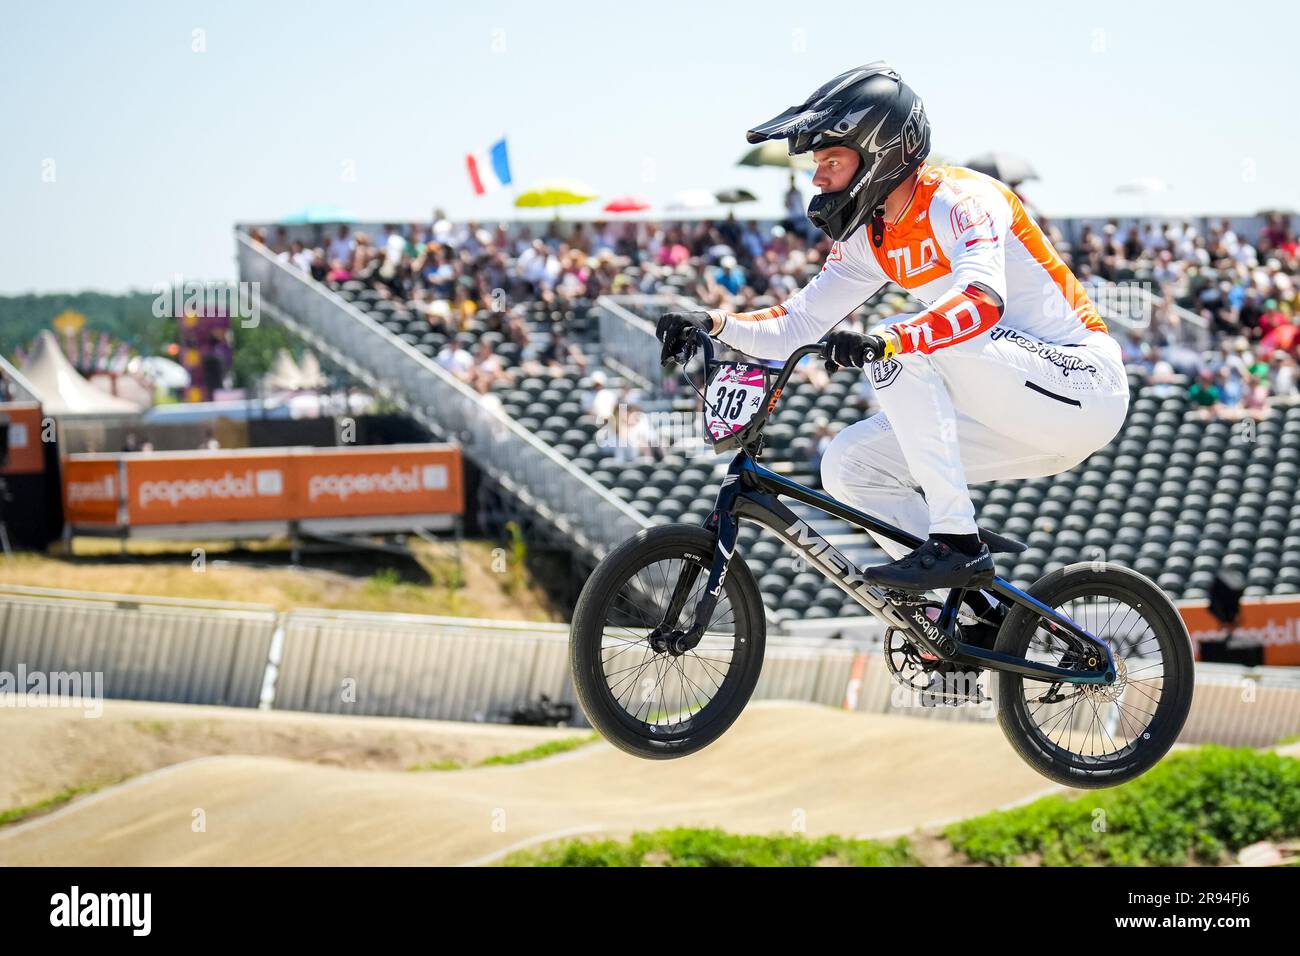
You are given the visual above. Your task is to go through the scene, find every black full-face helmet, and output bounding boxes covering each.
[747,62,931,242]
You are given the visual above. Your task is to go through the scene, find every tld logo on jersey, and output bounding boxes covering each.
[870,359,901,388]
[821,242,844,273]
[886,239,941,281]
[950,196,992,236]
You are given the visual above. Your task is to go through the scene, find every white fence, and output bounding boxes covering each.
[0,586,859,723]
[2,585,1298,747]
[0,585,275,707]
[272,610,576,721]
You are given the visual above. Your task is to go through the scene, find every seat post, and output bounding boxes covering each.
[939,587,967,632]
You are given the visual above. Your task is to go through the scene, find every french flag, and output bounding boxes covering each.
[466,137,512,195]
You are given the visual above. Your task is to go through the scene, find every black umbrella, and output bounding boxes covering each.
[715,187,759,205]
[965,152,1039,187]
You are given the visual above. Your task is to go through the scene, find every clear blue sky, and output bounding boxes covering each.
[2,0,1296,293]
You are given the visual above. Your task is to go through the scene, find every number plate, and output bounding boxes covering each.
[704,362,767,446]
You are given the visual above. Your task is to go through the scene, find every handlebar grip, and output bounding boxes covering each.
[660,327,715,369]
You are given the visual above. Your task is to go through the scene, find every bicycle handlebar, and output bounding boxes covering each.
[683,329,826,454]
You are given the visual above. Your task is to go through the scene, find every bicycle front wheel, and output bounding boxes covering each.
[569,525,766,759]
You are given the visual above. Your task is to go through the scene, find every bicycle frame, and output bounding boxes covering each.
[660,333,1117,687]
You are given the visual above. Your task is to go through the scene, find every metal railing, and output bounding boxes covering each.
[236,233,648,561]
[0,353,43,404]
[594,294,693,388]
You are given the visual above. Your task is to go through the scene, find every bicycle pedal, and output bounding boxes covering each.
[884,588,929,605]
[920,689,988,708]
[919,671,987,707]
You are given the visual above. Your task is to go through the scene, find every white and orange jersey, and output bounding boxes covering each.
[716,163,1108,360]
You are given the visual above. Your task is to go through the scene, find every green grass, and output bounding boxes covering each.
[502,827,919,867]
[407,758,465,772]
[363,567,402,594]
[503,745,1300,867]
[407,733,600,772]
[477,733,600,767]
[944,746,1300,866]
[0,782,114,827]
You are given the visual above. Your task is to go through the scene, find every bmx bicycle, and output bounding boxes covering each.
[569,330,1194,788]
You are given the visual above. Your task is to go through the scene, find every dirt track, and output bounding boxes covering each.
[0,700,1058,865]
[0,697,579,811]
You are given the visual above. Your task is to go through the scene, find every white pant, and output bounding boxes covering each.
[820,325,1130,559]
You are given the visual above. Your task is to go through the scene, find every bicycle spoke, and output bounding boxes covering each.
[1016,584,1176,767]
[598,548,748,732]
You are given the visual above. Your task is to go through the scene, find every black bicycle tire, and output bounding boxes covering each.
[994,562,1194,789]
[569,524,766,760]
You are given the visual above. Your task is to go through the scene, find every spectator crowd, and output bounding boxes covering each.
[1066,212,1300,421]
[250,201,1300,439]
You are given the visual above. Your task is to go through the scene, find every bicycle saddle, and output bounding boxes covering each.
[977,528,1028,554]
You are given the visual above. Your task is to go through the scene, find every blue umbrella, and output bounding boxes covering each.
[281,204,358,224]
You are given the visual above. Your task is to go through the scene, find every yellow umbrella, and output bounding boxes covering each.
[514,179,599,215]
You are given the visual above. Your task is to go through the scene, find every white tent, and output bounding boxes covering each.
[263,348,303,391]
[263,348,327,391]
[20,331,142,416]
[295,350,327,389]
[91,370,153,409]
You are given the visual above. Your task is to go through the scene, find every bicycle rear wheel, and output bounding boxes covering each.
[569,525,766,759]
[994,563,1194,789]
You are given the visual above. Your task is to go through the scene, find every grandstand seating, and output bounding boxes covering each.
[249,232,1300,631]
[477,302,1300,622]
[332,280,596,366]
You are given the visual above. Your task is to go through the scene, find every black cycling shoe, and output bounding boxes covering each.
[865,537,996,592]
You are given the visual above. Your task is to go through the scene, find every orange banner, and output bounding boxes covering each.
[1180,599,1300,667]
[62,445,464,527]
[63,457,120,525]
[0,403,46,476]
[126,451,292,525]
[289,447,462,518]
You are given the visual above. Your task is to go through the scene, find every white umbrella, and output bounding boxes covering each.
[667,189,718,212]
[132,355,191,389]
[1116,177,1169,194]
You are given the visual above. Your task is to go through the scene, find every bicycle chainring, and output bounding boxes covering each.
[883,602,990,706]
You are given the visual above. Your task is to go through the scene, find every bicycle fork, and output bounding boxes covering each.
[650,477,742,655]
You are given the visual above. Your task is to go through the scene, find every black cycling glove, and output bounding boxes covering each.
[656,311,714,367]
[823,329,896,371]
